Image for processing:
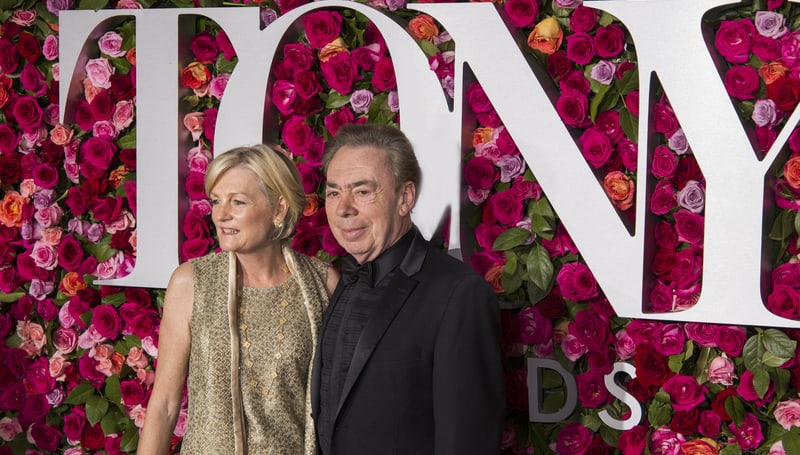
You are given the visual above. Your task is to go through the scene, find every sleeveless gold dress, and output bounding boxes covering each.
[181,247,328,455]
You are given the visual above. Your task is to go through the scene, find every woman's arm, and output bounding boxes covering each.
[325,265,340,297]
[137,262,195,454]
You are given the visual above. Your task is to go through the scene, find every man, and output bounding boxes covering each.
[312,123,505,454]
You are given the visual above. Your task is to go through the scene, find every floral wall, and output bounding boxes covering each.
[2,0,800,453]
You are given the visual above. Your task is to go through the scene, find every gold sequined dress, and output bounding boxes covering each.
[181,247,328,455]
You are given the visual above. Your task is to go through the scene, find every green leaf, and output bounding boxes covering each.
[742,334,765,372]
[762,328,797,359]
[118,128,137,149]
[0,291,25,303]
[119,20,136,49]
[216,53,237,74]
[0,0,20,11]
[501,263,523,295]
[763,351,792,368]
[752,368,770,400]
[526,245,554,291]
[105,375,122,404]
[86,395,110,425]
[619,108,638,144]
[668,353,685,373]
[529,214,553,240]
[78,0,108,10]
[492,228,531,251]
[102,292,127,307]
[526,280,550,305]
[169,0,193,7]
[589,84,612,122]
[100,407,124,434]
[783,429,800,455]
[120,424,140,452]
[325,91,351,109]
[598,11,616,27]
[83,235,118,263]
[719,443,742,455]
[769,210,794,241]
[541,389,566,414]
[66,383,96,405]
[541,369,565,389]
[725,395,746,426]
[418,39,440,57]
[647,399,673,428]
[580,413,603,432]
[527,197,554,220]
[615,67,639,95]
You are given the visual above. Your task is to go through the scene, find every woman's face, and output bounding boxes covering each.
[210,166,284,255]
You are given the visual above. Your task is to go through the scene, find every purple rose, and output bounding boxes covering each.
[566,32,596,64]
[755,11,787,38]
[676,180,705,213]
[752,98,777,127]
[715,19,755,63]
[724,65,760,100]
[590,60,616,85]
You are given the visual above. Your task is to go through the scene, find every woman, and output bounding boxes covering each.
[139,144,338,455]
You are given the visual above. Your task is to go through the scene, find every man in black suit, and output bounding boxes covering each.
[312,123,505,454]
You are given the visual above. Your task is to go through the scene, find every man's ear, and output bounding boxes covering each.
[398,181,416,216]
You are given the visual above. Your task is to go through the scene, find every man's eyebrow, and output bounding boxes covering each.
[325,180,377,189]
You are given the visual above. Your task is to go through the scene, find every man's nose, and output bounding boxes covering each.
[336,191,357,217]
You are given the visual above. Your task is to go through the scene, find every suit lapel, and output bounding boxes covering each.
[334,229,429,420]
[311,282,348,417]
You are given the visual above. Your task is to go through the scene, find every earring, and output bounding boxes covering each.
[274,219,283,229]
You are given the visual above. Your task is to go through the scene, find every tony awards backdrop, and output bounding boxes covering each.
[3,0,800,453]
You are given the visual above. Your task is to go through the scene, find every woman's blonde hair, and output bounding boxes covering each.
[205,144,305,241]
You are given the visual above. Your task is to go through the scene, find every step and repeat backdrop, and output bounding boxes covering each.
[2,0,800,453]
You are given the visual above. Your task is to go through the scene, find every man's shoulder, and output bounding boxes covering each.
[419,242,482,280]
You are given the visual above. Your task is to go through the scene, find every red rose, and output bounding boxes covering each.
[487,189,523,226]
[546,51,573,80]
[302,10,343,49]
[651,145,677,178]
[283,42,315,72]
[715,325,746,357]
[321,225,346,257]
[291,228,322,257]
[323,108,354,136]
[130,313,158,339]
[618,425,648,455]
[670,408,699,435]
[296,161,321,194]
[0,266,16,293]
[11,95,43,132]
[698,410,721,438]
[74,100,95,131]
[15,31,40,63]
[673,155,703,188]
[92,304,122,339]
[120,379,145,406]
[32,163,58,188]
[281,115,313,156]
[724,65,760,100]
[202,107,218,142]
[579,128,613,168]
[181,237,214,261]
[90,89,115,121]
[476,108,502,127]
[25,357,55,394]
[190,31,219,64]
[0,154,21,185]
[216,30,236,61]
[28,422,61,452]
[593,24,625,58]
[673,210,704,245]
[569,5,599,33]
[19,64,45,92]
[0,124,19,154]
[320,51,357,95]
[82,423,107,450]
[569,308,610,349]
[63,409,87,441]
[576,371,609,408]
[595,109,623,144]
[565,32,596,64]
[184,171,207,201]
[0,39,19,75]
[183,209,210,240]
[767,284,800,319]
[119,148,136,170]
[556,422,593,455]
[58,234,84,272]
[653,100,679,137]
[474,222,505,251]
[110,73,135,100]
[0,381,24,411]
[752,35,781,62]
[503,0,539,28]
[556,93,590,128]
[766,75,800,111]
[293,70,322,100]
[124,181,136,216]
[464,156,498,190]
[18,392,49,428]
[371,57,396,91]
[91,196,123,223]
[633,344,672,386]
[466,82,492,113]
[651,247,677,279]
[65,187,88,216]
[663,374,705,411]
[715,19,755,63]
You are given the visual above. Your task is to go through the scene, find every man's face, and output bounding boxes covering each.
[325,145,414,264]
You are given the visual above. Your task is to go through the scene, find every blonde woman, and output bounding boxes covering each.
[139,145,338,454]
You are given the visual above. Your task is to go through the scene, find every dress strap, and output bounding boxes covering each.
[227,250,247,455]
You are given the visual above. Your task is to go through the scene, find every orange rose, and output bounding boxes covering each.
[50,123,74,146]
[484,264,505,293]
[760,62,788,85]
[527,17,563,55]
[603,171,635,211]
[60,272,88,297]
[109,165,129,189]
[304,194,320,217]
[473,127,494,147]
[83,78,103,103]
[180,62,211,90]
[679,438,720,455]
[784,156,800,189]
[318,37,348,62]
[42,227,63,245]
[408,14,439,42]
[0,191,28,227]
[126,47,136,66]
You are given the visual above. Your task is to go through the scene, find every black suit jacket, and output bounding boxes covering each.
[311,229,505,454]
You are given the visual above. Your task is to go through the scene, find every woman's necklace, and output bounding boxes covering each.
[238,264,292,398]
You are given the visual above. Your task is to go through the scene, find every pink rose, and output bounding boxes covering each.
[125,346,149,370]
[31,241,58,270]
[715,19,755,63]
[774,399,800,430]
[648,426,685,455]
[209,73,229,100]
[98,31,125,58]
[183,112,204,141]
[555,422,593,455]
[706,356,736,385]
[558,263,600,302]
[565,32,596,64]
[112,99,135,130]
[724,65,760,100]
[614,330,636,360]
[53,327,78,354]
[84,57,115,89]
